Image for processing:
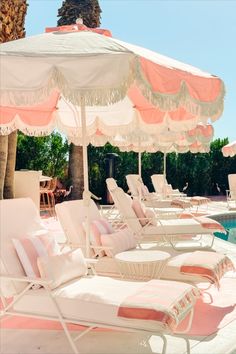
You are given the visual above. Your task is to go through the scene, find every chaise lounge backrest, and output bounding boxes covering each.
[228,174,236,199]
[55,199,101,256]
[108,187,142,235]
[0,198,44,297]
[151,174,166,195]
[106,178,118,192]
[126,174,141,198]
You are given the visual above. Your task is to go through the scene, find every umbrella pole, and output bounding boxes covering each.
[138,151,141,177]
[80,97,89,192]
[163,151,167,198]
[163,151,167,181]
[80,96,90,258]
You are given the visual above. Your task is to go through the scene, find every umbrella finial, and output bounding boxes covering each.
[76,17,83,25]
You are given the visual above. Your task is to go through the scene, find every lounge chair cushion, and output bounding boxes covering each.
[84,219,113,257]
[145,209,157,226]
[101,228,137,257]
[141,184,149,197]
[37,248,88,289]
[12,231,60,279]
[13,276,198,333]
[132,199,148,226]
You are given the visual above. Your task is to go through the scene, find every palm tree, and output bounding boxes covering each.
[0,0,28,199]
[57,0,101,199]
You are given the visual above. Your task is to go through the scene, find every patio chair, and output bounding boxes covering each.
[55,198,233,287]
[151,174,186,199]
[0,198,201,354]
[125,174,191,211]
[226,174,236,210]
[40,177,57,216]
[108,186,225,251]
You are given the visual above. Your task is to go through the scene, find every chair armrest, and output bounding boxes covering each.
[85,258,99,265]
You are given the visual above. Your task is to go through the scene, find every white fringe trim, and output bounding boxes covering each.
[135,59,225,120]
[0,62,135,107]
[0,115,56,137]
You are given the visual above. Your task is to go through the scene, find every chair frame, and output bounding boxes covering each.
[0,269,195,354]
[108,187,215,251]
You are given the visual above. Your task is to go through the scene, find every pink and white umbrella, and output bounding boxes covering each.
[105,123,213,177]
[0,23,224,190]
[222,141,236,157]
[0,23,224,255]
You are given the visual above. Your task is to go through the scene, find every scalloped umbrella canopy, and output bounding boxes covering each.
[0,24,225,192]
[0,24,224,257]
[222,141,236,157]
[0,24,225,137]
[115,123,214,153]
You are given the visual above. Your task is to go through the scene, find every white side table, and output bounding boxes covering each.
[115,250,170,280]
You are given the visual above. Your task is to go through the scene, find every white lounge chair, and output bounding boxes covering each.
[151,174,186,199]
[125,175,191,213]
[55,198,233,286]
[108,186,224,251]
[1,198,200,354]
[227,174,236,210]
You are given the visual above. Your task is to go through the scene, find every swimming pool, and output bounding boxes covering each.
[209,212,236,244]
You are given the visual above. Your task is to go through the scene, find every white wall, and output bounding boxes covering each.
[14,171,41,210]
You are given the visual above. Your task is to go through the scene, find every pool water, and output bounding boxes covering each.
[213,216,236,244]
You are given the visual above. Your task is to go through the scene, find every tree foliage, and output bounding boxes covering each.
[16,135,236,202]
[16,132,69,180]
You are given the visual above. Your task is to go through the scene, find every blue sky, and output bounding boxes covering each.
[26,0,236,141]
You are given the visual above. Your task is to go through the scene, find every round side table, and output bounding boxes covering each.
[115,250,170,280]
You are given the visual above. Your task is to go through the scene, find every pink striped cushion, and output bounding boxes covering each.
[101,228,137,257]
[132,199,147,226]
[141,184,149,197]
[12,232,60,279]
[83,218,113,257]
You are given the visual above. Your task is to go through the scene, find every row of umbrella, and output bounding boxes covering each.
[0,23,225,167]
[0,22,231,254]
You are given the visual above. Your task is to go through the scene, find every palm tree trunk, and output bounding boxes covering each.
[0,0,27,199]
[68,144,84,199]
[4,131,17,198]
[0,136,8,200]
[57,0,101,198]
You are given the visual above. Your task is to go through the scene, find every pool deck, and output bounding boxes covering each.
[1,199,236,354]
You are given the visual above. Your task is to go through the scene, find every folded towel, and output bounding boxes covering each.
[118,279,200,331]
[180,251,235,288]
[194,216,226,232]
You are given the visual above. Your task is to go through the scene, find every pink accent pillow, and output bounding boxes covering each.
[101,228,137,257]
[145,209,157,226]
[141,184,149,197]
[132,199,147,226]
[37,248,87,289]
[12,232,60,279]
[83,218,113,257]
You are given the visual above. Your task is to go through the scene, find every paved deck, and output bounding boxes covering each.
[1,200,236,354]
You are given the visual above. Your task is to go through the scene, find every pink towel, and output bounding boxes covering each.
[194,216,226,232]
[180,251,235,288]
[118,280,200,331]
